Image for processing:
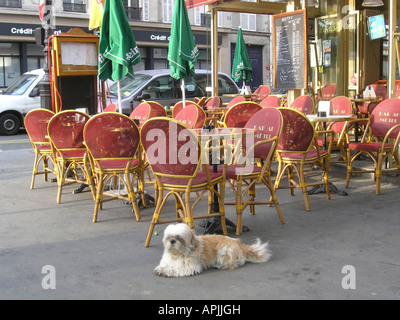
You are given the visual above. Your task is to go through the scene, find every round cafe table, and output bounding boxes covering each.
[193,127,255,234]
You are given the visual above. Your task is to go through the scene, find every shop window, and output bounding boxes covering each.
[0,56,21,88]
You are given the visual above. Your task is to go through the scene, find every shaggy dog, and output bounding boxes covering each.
[154,223,272,277]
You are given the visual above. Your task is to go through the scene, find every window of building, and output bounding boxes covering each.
[240,13,257,31]
[63,0,86,13]
[142,0,149,22]
[162,0,174,23]
[123,0,142,21]
[0,0,22,8]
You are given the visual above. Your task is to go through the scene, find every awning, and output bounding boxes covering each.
[185,0,219,9]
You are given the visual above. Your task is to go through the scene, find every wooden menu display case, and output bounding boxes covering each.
[51,29,99,114]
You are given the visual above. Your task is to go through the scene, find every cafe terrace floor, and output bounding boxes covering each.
[1,148,399,300]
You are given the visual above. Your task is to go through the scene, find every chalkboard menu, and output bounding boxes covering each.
[273,10,307,89]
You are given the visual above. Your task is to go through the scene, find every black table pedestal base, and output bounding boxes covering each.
[308,182,348,196]
[199,217,250,235]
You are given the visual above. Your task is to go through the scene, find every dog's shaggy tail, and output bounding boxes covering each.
[243,238,272,263]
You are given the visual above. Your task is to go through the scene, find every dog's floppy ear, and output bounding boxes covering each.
[188,228,197,250]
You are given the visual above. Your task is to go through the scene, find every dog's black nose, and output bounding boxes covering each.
[170,239,176,245]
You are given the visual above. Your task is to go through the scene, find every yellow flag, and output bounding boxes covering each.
[89,0,105,30]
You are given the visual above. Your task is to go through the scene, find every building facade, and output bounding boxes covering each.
[0,0,276,90]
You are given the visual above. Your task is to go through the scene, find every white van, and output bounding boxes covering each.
[0,69,44,135]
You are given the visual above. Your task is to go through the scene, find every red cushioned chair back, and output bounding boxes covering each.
[226,96,246,109]
[141,118,200,177]
[103,103,117,112]
[174,104,200,129]
[223,101,262,128]
[253,85,270,100]
[359,84,388,114]
[195,97,207,107]
[370,98,400,139]
[290,95,313,115]
[25,109,55,143]
[205,96,222,110]
[244,107,283,159]
[260,95,281,108]
[84,113,139,159]
[278,107,314,152]
[172,100,197,118]
[47,110,89,150]
[129,102,152,127]
[206,96,222,110]
[330,96,353,133]
[319,84,336,100]
[145,101,167,117]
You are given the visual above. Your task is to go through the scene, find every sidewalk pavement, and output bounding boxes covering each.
[1,148,400,300]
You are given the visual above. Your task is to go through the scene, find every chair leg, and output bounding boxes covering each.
[126,174,141,221]
[93,174,104,222]
[375,152,383,195]
[56,161,65,204]
[288,166,295,196]
[262,177,285,224]
[218,180,228,236]
[30,151,39,189]
[235,180,244,235]
[145,188,164,247]
[299,163,311,211]
[249,183,256,215]
[345,149,353,188]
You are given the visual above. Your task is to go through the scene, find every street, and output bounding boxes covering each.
[0,131,31,152]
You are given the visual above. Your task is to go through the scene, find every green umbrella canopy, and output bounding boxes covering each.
[232,27,252,83]
[168,0,200,80]
[98,0,141,82]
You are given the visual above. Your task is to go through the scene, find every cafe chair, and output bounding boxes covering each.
[317,84,336,101]
[47,110,94,204]
[260,95,281,108]
[103,103,117,112]
[129,101,164,127]
[290,95,314,115]
[316,96,354,163]
[140,118,227,247]
[194,96,207,107]
[83,112,142,222]
[344,98,400,194]
[24,108,56,189]
[226,95,246,109]
[141,117,228,247]
[172,100,198,118]
[274,107,334,211]
[144,101,167,117]
[358,84,387,117]
[223,107,285,235]
[205,96,222,110]
[251,85,270,102]
[174,103,206,129]
[218,101,262,128]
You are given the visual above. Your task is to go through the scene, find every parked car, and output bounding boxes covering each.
[0,69,44,135]
[106,69,240,115]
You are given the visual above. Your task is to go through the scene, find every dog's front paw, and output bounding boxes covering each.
[154,265,174,277]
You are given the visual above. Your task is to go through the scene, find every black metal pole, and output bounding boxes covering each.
[39,0,53,111]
